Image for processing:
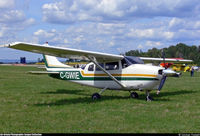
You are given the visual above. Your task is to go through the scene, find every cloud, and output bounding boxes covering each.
[169,17,200,31]
[126,27,174,41]
[145,41,162,47]
[137,44,144,49]
[42,0,200,24]
[0,0,30,24]
[34,29,55,38]
[2,0,200,57]
[0,10,26,24]
[127,28,154,39]
[33,29,60,44]
[32,22,127,53]
[32,16,200,54]
[73,35,86,43]
[39,0,200,52]
[42,1,75,24]
[0,0,35,44]
[0,0,15,9]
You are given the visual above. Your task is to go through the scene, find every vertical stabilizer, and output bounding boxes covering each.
[43,55,71,68]
[41,42,71,69]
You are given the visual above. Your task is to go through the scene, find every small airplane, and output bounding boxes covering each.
[193,66,199,71]
[1,42,193,101]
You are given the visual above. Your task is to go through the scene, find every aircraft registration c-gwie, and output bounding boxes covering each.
[1,42,193,101]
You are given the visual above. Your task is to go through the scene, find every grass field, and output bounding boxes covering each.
[0,65,199,133]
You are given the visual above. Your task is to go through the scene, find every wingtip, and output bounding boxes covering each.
[0,44,10,48]
[0,42,24,48]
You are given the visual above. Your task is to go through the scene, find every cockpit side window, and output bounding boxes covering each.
[105,62,119,70]
[88,64,94,71]
[95,63,104,71]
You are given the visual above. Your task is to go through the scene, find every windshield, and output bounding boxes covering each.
[125,56,144,64]
[122,56,144,68]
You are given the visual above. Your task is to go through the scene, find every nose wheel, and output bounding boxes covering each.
[145,90,153,101]
[146,96,153,101]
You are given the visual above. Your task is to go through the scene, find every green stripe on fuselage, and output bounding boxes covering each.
[48,71,158,81]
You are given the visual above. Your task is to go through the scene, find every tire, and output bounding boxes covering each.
[130,92,139,99]
[92,93,101,100]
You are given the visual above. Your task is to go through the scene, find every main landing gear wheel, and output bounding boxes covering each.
[92,93,101,100]
[130,92,139,99]
[146,96,153,101]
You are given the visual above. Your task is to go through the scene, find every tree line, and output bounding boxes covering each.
[125,43,200,65]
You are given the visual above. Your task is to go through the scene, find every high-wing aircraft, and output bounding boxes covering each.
[1,42,193,101]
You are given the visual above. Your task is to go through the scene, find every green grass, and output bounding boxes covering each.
[0,65,200,133]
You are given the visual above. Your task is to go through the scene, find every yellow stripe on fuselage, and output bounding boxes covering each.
[81,71,157,77]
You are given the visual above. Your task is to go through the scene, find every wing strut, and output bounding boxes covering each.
[88,56,126,89]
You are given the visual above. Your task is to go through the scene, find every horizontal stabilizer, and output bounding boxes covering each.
[27,71,59,75]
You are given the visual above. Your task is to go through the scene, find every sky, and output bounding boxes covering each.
[0,0,200,60]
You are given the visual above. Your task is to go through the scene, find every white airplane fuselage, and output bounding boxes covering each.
[47,62,163,91]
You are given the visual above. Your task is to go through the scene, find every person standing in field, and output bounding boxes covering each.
[191,66,194,77]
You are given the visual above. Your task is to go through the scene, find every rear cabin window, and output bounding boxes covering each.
[81,64,86,70]
[105,62,119,70]
[88,64,94,71]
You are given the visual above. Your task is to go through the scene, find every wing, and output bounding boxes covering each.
[139,57,193,63]
[5,42,124,62]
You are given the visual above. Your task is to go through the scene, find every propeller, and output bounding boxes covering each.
[162,49,167,69]
[157,49,167,94]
